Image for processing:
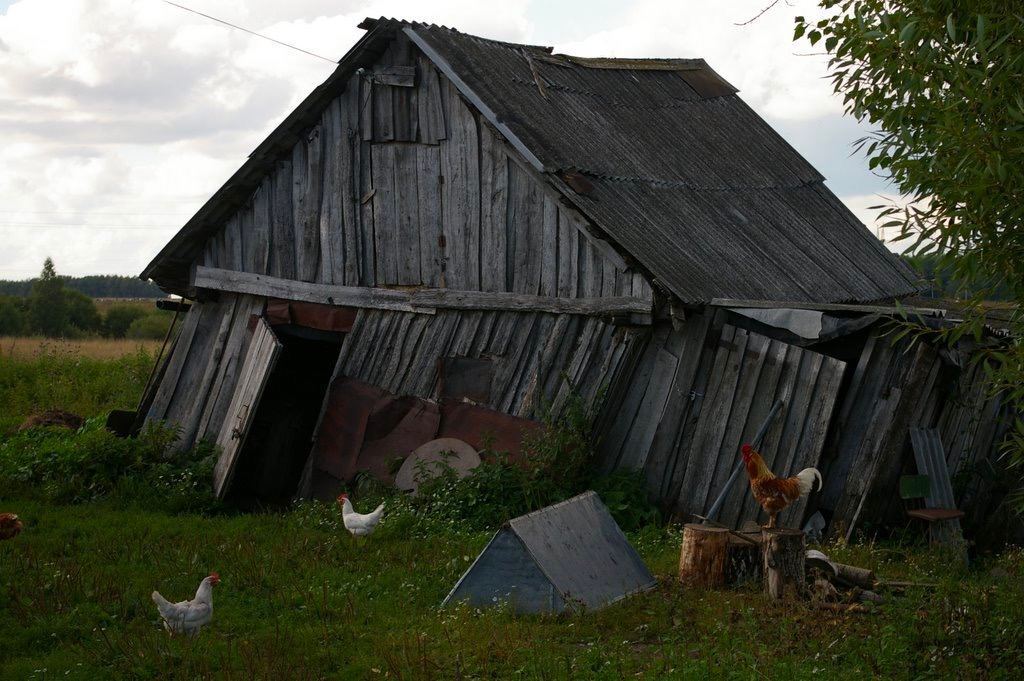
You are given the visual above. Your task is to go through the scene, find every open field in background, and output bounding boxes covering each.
[1,345,1023,678]
[0,345,155,433]
[92,298,161,316]
[0,336,164,360]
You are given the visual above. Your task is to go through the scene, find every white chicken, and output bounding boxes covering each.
[337,493,385,538]
[152,572,220,636]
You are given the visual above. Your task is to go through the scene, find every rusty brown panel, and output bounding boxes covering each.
[439,401,543,459]
[678,67,737,98]
[439,357,494,403]
[310,376,440,499]
[265,298,358,332]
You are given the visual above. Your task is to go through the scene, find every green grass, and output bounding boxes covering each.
[0,349,153,434]
[1,497,1022,679]
[2,346,1024,679]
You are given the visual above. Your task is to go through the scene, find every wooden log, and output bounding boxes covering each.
[678,523,729,588]
[762,528,805,600]
[833,562,875,590]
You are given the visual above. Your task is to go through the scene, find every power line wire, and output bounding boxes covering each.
[159,1,337,64]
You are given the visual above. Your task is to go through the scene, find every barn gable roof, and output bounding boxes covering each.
[142,17,919,304]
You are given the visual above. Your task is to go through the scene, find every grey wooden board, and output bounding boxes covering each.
[443,529,565,614]
[145,302,204,423]
[440,80,481,290]
[197,295,265,442]
[416,144,443,287]
[212,317,283,498]
[269,159,295,279]
[507,491,656,611]
[293,127,322,282]
[909,428,963,537]
[193,266,651,317]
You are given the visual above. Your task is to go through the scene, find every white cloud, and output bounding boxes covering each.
[0,0,880,280]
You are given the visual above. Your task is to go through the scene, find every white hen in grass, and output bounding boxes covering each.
[337,493,385,538]
[152,572,219,636]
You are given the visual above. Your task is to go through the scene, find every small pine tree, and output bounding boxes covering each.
[29,257,68,336]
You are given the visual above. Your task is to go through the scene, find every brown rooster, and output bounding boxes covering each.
[0,513,23,540]
[741,444,821,529]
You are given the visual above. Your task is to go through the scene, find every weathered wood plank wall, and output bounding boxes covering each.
[197,33,651,304]
[328,308,643,421]
[145,293,265,450]
[596,314,846,527]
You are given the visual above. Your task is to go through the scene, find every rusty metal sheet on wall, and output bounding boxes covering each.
[265,298,357,332]
[309,376,544,500]
[439,401,543,458]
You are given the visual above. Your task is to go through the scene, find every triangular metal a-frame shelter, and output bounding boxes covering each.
[443,491,656,613]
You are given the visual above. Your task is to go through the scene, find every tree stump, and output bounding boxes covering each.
[679,524,729,587]
[725,532,762,585]
[762,528,805,600]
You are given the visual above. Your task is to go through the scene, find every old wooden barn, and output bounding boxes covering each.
[138,18,1015,539]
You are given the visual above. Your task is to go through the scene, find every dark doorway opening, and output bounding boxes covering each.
[227,327,341,509]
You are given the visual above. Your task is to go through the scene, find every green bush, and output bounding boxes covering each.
[64,289,101,336]
[102,304,147,338]
[0,418,220,513]
[0,295,27,334]
[348,393,658,535]
[126,313,173,340]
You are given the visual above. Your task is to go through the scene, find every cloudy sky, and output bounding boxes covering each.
[0,0,898,280]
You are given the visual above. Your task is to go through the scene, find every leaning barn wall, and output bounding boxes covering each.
[145,293,265,448]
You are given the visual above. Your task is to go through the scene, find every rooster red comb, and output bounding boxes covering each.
[741,444,753,455]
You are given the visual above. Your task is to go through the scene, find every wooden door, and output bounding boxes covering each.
[212,318,283,498]
[673,325,847,528]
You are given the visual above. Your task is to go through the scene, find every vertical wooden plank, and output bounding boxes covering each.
[441,81,480,290]
[293,128,323,282]
[557,206,579,297]
[146,303,204,423]
[540,196,559,297]
[246,179,271,274]
[416,57,446,143]
[339,81,360,286]
[371,143,398,284]
[359,137,376,285]
[416,144,443,287]
[360,77,373,141]
[479,125,508,292]
[318,100,342,284]
[213,318,283,498]
[508,160,543,294]
[178,297,238,448]
[269,159,295,279]
[198,295,264,442]
[394,143,422,284]
[391,34,416,142]
[222,214,243,271]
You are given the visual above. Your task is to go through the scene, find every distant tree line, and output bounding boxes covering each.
[0,274,162,298]
[0,259,174,340]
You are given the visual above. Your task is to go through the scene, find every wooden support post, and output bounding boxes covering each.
[678,524,729,587]
[762,528,805,600]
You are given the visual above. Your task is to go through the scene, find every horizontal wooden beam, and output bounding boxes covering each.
[194,266,653,319]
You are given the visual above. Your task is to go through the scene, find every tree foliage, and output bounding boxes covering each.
[29,258,67,337]
[796,1,1024,500]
